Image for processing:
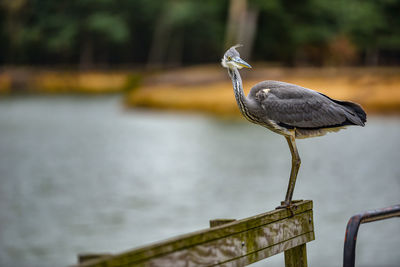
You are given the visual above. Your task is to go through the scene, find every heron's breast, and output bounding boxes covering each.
[246,108,291,136]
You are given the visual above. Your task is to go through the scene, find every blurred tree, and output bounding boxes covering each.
[345,0,400,65]
[0,0,29,63]
[81,10,130,68]
[0,0,399,67]
[338,0,386,65]
[225,0,259,60]
[253,0,342,65]
[147,0,227,69]
[378,0,400,65]
[1,0,132,67]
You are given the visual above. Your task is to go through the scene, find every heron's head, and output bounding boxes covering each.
[221,44,252,70]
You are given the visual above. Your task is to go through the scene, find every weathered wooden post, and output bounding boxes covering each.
[74,200,314,267]
[209,219,236,228]
[78,253,112,264]
[284,244,308,267]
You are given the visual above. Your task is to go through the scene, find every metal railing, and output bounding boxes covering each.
[343,204,400,267]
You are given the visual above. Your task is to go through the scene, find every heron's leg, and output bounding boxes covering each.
[276,135,301,210]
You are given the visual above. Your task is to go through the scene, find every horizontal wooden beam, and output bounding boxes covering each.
[78,253,112,263]
[74,200,314,267]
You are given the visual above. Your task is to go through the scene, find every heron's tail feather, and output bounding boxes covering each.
[338,101,367,126]
[318,92,366,126]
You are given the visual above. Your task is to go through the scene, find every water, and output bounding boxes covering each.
[0,96,399,267]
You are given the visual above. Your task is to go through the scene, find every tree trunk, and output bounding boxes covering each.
[225,0,247,48]
[224,0,258,59]
[238,7,259,60]
[146,11,172,69]
[166,30,183,68]
[80,38,93,70]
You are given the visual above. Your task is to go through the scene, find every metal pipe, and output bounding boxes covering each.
[343,204,400,267]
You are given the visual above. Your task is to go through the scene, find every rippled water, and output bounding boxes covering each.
[0,96,399,267]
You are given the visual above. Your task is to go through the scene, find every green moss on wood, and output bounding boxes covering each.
[75,200,314,267]
[284,244,308,267]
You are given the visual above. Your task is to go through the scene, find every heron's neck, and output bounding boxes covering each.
[228,67,249,116]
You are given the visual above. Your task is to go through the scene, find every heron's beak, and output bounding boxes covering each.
[233,57,252,68]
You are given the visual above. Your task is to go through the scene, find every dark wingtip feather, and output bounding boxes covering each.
[352,103,367,125]
[340,101,367,126]
[318,92,367,126]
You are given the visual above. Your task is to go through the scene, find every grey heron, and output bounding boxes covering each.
[221,45,366,209]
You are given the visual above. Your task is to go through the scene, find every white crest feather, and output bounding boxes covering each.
[232,44,243,50]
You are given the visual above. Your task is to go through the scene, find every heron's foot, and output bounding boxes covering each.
[275,200,303,216]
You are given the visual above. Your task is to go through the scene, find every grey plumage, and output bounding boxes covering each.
[249,80,366,138]
[221,45,366,208]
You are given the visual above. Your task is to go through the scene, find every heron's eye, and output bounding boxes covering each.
[227,56,232,61]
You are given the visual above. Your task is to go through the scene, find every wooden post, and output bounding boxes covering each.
[74,200,314,267]
[209,219,236,228]
[284,244,308,267]
[78,253,112,264]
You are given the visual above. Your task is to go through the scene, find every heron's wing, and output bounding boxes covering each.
[252,81,354,128]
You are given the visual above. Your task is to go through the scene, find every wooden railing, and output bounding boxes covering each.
[74,200,314,267]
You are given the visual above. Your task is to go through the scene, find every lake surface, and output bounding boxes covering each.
[0,96,399,267]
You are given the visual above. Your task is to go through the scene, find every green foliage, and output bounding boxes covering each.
[0,0,399,66]
[253,0,400,65]
[86,13,129,43]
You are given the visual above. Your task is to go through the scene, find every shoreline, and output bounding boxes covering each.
[126,65,400,115]
[1,65,399,115]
